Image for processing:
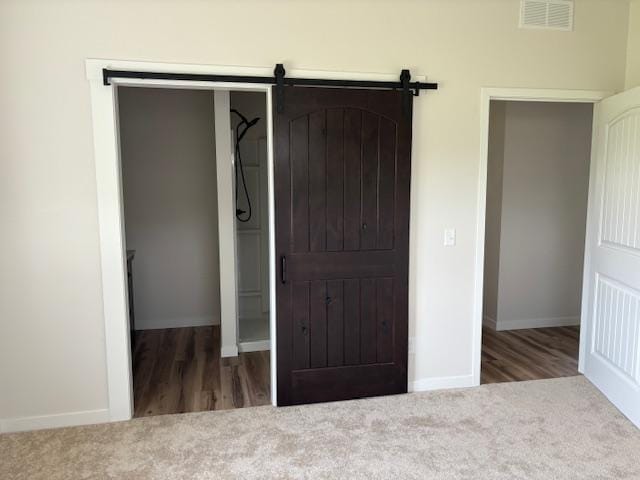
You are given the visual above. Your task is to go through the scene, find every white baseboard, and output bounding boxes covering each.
[410,374,475,392]
[0,408,110,434]
[238,339,270,353]
[483,315,497,330]
[496,316,580,331]
[135,315,218,330]
[221,344,239,357]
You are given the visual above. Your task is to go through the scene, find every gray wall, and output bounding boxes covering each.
[118,87,221,330]
[484,101,593,330]
[483,101,506,325]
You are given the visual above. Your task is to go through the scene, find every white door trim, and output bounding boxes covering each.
[86,58,428,421]
[472,87,610,386]
[213,91,240,358]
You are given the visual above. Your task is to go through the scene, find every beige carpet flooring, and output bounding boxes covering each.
[1,376,639,480]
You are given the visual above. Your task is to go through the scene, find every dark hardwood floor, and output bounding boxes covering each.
[132,326,270,417]
[481,325,580,384]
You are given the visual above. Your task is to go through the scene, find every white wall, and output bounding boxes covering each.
[626,0,640,89]
[118,87,221,330]
[0,0,632,429]
[485,101,593,331]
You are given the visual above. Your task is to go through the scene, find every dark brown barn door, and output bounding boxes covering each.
[274,87,412,406]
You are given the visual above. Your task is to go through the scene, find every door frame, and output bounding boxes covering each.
[472,87,610,386]
[85,59,428,421]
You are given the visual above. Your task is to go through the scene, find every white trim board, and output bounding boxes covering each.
[135,316,218,330]
[484,314,580,331]
[88,75,134,422]
[411,374,475,392]
[213,90,239,359]
[220,345,239,357]
[0,409,110,434]
[238,339,271,353]
[472,87,609,387]
[494,316,580,331]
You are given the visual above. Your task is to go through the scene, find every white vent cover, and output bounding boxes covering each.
[520,0,574,31]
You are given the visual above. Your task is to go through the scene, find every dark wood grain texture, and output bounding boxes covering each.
[132,326,270,417]
[481,326,580,384]
[274,87,412,406]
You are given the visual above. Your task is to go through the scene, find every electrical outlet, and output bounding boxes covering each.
[444,228,456,246]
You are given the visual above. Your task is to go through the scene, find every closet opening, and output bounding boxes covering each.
[480,100,594,384]
[117,86,271,417]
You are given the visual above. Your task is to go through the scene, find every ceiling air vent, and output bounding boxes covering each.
[520,0,574,31]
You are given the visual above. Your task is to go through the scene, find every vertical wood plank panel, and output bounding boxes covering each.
[275,87,411,405]
[601,113,640,251]
[629,116,640,248]
[621,296,630,373]
[326,109,345,251]
[618,294,629,367]
[632,298,639,378]
[310,280,328,368]
[625,118,632,246]
[376,278,394,363]
[361,112,379,250]
[292,281,310,370]
[593,276,640,383]
[614,123,623,244]
[378,118,396,250]
[327,280,344,367]
[595,280,605,356]
[360,278,377,364]
[343,109,362,251]
[309,110,327,252]
[343,278,361,365]
[290,116,309,253]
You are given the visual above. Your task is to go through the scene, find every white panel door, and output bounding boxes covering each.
[583,86,640,427]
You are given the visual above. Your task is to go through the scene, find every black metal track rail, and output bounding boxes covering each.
[102,64,437,92]
[102,64,438,115]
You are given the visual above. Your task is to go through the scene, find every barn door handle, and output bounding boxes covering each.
[280,256,287,284]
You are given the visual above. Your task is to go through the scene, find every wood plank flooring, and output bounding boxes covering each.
[132,326,270,418]
[481,325,580,384]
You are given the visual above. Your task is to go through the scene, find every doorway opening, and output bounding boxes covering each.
[117,86,271,417]
[230,92,271,354]
[480,99,594,384]
[89,60,437,419]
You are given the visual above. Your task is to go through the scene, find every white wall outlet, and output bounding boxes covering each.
[444,228,456,246]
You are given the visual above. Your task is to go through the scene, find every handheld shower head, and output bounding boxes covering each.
[231,109,261,222]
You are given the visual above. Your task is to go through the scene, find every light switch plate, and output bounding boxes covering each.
[444,228,456,246]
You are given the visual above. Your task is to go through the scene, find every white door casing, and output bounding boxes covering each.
[582,86,640,428]
[474,88,609,387]
[213,91,240,358]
